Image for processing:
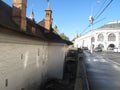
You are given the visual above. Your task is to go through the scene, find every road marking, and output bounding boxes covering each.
[93,52,120,66]
[85,51,120,66]
[106,59,120,66]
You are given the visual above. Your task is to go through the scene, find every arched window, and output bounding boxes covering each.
[98,33,104,41]
[108,33,116,41]
[91,37,95,42]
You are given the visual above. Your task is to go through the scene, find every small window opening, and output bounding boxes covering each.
[21,54,23,60]
[5,79,8,87]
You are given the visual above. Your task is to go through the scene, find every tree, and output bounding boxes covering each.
[53,25,69,40]
[53,25,59,34]
[60,33,69,40]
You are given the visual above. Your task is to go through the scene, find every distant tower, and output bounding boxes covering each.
[45,0,52,31]
[30,10,35,21]
[12,0,27,31]
[76,32,79,38]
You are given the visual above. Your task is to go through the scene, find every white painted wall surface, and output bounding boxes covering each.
[0,43,48,90]
[0,28,67,90]
[48,43,65,79]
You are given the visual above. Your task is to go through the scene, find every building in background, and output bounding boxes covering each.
[74,21,120,51]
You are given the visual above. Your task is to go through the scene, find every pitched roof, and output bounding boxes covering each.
[98,22,120,29]
[46,1,51,11]
[38,19,45,27]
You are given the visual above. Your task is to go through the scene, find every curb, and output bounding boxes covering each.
[74,53,90,90]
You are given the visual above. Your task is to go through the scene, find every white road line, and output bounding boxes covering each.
[85,51,120,66]
[106,59,120,66]
[93,52,120,66]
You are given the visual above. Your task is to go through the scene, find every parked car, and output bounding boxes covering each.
[66,49,78,61]
[67,50,77,57]
[82,47,88,50]
[114,48,120,52]
[78,48,84,58]
[107,47,114,50]
[93,47,102,52]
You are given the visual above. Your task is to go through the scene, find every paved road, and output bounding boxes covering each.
[84,51,120,90]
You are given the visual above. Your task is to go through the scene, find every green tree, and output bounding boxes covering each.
[53,25,59,34]
[53,25,69,40]
[60,33,69,40]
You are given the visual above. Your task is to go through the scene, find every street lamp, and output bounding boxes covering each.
[89,16,94,53]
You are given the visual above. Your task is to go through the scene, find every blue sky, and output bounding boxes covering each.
[3,0,120,40]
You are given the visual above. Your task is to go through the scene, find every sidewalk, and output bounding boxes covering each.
[74,54,90,90]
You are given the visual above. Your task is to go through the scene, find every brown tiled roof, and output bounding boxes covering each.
[44,29,73,45]
[26,18,46,39]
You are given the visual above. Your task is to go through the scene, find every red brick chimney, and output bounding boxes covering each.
[45,1,52,31]
[12,0,27,31]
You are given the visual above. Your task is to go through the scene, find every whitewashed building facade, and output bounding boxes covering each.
[74,21,120,51]
[0,1,72,90]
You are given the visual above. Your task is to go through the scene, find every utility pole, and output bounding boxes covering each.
[89,16,94,53]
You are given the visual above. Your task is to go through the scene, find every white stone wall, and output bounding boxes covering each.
[0,28,67,90]
[48,43,66,79]
[0,43,48,90]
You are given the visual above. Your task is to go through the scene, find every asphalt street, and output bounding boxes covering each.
[84,51,120,90]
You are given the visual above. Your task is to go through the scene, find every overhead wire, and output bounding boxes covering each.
[94,0,113,20]
[80,0,114,35]
[80,25,89,34]
[94,0,108,18]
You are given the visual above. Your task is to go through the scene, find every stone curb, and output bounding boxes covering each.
[74,53,90,90]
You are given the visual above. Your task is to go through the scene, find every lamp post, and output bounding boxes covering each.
[89,16,94,53]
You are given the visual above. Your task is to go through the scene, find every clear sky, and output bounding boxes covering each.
[3,0,120,40]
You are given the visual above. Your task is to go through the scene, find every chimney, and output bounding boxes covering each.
[45,1,52,32]
[12,0,27,31]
